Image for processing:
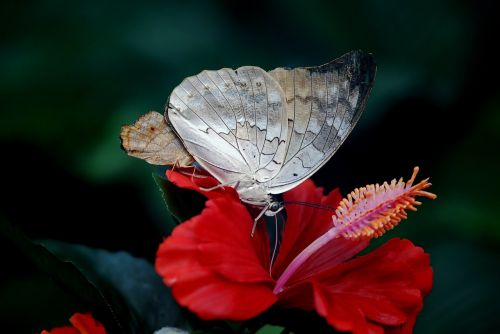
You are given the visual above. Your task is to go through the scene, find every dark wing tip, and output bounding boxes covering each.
[309,50,376,84]
[348,49,377,85]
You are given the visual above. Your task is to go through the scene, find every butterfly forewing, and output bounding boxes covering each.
[267,50,376,193]
[167,66,288,186]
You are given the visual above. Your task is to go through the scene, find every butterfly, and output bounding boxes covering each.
[122,50,376,227]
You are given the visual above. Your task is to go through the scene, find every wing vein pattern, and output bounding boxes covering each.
[167,66,288,187]
[268,50,376,193]
[166,50,375,203]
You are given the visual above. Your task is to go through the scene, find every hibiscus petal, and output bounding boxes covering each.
[156,196,277,321]
[313,283,371,334]
[337,294,407,325]
[272,180,342,277]
[69,313,107,334]
[311,238,432,333]
[194,198,272,283]
[275,280,315,310]
[166,168,239,200]
[156,219,205,284]
[41,313,106,334]
[366,323,385,334]
[172,274,276,321]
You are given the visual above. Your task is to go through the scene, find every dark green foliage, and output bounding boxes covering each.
[153,173,206,226]
[0,219,134,333]
[1,0,499,332]
[0,219,183,333]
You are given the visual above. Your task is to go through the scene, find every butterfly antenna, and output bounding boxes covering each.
[283,201,337,212]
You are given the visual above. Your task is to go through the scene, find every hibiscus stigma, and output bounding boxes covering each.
[334,166,437,239]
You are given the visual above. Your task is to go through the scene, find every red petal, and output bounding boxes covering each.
[156,219,206,284]
[69,313,106,334]
[272,180,342,277]
[312,238,433,333]
[314,283,372,334]
[166,167,239,200]
[172,274,276,321]
[194,199,272,283]
[156,196,277,320]
[41,313,105,334]
[276,280,315,310]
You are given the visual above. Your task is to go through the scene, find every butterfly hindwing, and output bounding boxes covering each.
[120,111,193,166]
[267,50,376,193]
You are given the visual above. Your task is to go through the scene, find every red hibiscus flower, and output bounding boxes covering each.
[41,313,106,334]
[156,167,435,334]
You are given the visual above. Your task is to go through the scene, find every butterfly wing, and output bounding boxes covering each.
[267,50,376,193]
[166,66,288,186]
[120,111,194,166]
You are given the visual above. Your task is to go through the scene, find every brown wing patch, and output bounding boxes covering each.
[120,111,194,166]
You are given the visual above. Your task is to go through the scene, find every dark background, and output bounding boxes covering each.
[1,0,499,333]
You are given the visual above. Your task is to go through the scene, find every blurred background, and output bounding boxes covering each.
[1,0,499,333]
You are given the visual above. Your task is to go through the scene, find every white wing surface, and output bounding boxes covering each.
[167,66,288,185]
[268,50,376,193]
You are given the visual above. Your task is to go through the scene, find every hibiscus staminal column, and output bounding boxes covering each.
[273,167,436,294]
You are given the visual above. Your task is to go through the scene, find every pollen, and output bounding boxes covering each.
[332,167,437,240]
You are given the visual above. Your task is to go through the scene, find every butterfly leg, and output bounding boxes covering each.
[171,159,181,172]
[172,156,189,171]
[199,179,240,192]
[251,204,269,237]
[171,165,196,178]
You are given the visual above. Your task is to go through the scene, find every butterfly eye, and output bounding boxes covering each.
[269,201,282,212]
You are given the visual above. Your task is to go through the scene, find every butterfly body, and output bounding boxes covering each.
[233,179,279,210]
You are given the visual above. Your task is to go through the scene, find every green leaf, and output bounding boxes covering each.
[152,173,206,225]
[247,308,341,334]
[255,325,286,334]
[153,173,180,233]
[0,218,134,333]
[415,241,500,334]
[45,240,183,333]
